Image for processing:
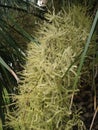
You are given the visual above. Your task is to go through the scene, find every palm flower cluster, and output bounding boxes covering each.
[7,6,92,130]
